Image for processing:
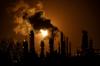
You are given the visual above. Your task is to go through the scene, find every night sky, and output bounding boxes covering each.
[0,0,100,53]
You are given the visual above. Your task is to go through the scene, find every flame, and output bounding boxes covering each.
[40,29,48,38]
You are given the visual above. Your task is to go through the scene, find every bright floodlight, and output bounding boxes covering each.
[40,29,48,38]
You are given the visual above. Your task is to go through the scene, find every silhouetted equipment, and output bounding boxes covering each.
[23,40,28,55]
[40,40,45,59]
[81,30,89,56]
[68,41,71,56]
[1,6,100,65]
[60,32,66,57]
[58,42,61,55]
[49,29,54,56]
[29,30,38,64]
[29,30,35,52]
[80,30,95,56]
[88,39,94,55]
[23,40,29,64]
[81,30,89,50]
[65,37,69,56]
[0,30,100,65]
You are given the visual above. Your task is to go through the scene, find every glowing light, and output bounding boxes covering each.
[40,29,48,38]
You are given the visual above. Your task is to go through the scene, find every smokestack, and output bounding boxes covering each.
[23,40,28,56]
[69,41,71,56]
[65,37,69,56]
[81,30,89,50]
[29,30,35,52]
[49,29,54,56]
[60,32,66,57]
[40,40,45,59]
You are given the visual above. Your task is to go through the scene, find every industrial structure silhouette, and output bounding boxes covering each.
[0,11,100,65]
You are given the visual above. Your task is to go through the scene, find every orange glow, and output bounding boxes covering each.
[14,16,33,36]
[40,29,48,38]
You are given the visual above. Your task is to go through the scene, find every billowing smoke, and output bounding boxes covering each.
[12,0,58,39]
[13,1,43,37]
[6,0,60,55]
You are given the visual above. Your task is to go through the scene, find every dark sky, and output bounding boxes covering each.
[0,0,100,53]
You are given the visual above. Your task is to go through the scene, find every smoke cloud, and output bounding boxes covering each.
[0,0,60,55]
[13,1,43,37]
